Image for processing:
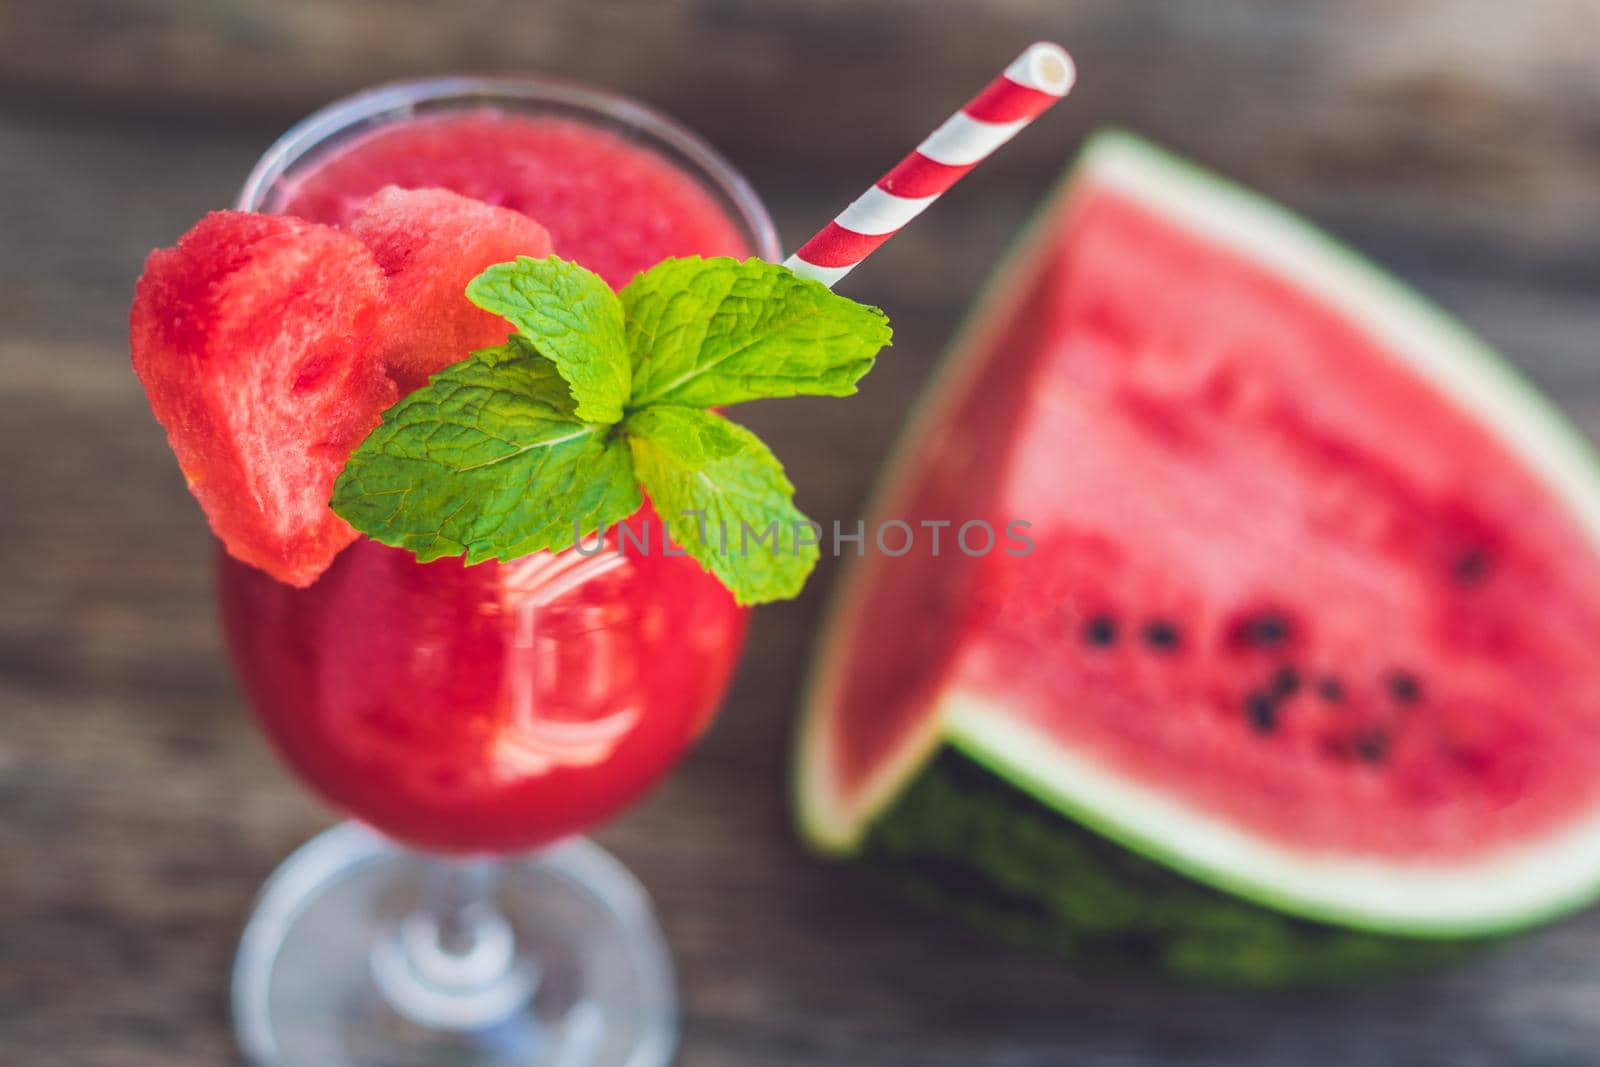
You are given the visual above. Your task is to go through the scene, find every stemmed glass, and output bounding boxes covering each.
[221,77,779,1067]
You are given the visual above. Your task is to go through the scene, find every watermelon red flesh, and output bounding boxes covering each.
[963,186,1600,860]
[801,132,1600,935]
[130,212,395,586]
[350,186,553,391]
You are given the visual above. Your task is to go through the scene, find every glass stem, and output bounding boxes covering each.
[423,859,504,957]
[370,857,540,1031]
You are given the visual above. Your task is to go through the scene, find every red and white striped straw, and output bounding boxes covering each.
[784,42,1076,289]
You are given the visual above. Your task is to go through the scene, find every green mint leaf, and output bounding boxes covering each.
[332,339,640,563]
[621,257,891,408]
[623,405,818,605]
[466,255,630,423]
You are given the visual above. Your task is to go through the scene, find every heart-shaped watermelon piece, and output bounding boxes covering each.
[351,186,553,391]
[130,212,396,587]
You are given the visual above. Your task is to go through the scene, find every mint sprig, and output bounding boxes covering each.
[332,256,891,605]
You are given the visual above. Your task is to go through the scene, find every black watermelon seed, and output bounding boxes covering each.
[1353,729,1390,764]
[1453,549,1491,585]
[1081,616,1118,647]
[1271,666,1301,699]
[1244,691,1278,734]
[1242,613,1291,647]
[1315,677,1346,703]
[1386,671,1422,705]
[1142,620,1181,652]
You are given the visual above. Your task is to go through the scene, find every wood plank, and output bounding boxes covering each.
[4,1,1598,246]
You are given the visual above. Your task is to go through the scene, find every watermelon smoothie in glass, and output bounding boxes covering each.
[221,78,778,1067]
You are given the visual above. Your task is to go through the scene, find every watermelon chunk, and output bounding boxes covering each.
[349,186,553,390]
[794,132,1600,982]
[130,212,395,587]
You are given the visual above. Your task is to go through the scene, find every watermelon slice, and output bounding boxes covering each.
[794,132,1600,982]
[349,186,553,390]
[130,212,395,587]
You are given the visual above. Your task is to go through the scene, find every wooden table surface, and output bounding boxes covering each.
[4,2,1600,1064]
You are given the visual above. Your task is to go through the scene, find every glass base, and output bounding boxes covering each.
[232,822,677,1067]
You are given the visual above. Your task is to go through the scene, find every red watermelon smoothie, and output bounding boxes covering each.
[223,91,773,856]
[220,80,778,1067]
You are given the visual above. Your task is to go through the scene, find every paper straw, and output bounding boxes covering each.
[784,42,1076,289]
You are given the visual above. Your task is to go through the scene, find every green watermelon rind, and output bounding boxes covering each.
[795,129,1600,943]
[865,749,1478,986]
[942,698,1582,941]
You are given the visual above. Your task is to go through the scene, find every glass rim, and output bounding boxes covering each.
[235,74,782,261]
